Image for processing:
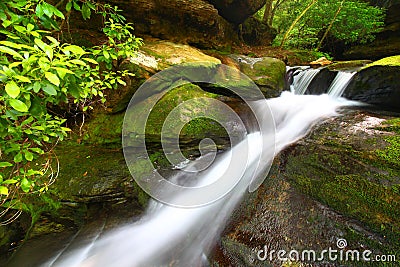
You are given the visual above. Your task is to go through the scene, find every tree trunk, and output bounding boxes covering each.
[280,0,318,48]
[316,0,345,51]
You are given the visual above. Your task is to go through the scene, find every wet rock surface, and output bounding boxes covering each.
[345,63,400,112]
[212,110,400,266]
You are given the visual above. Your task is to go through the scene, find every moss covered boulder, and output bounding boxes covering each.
[84,83,247,146]
[344,55,400,112]
[107,40,222,113]
[229,55,286,98]
[212,110,400,266]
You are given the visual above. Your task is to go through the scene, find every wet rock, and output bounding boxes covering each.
[344,56,400,112]
[213,110,400,266]
[229,55,286,98]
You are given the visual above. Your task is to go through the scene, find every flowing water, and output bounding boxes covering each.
[9,65,360,267]
[41,95,357,267]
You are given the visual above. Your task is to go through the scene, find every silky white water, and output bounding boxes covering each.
[43,92,357,267]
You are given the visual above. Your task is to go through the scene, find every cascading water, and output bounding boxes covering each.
[288,66,356,97]
[327,71,356,98]
[288,66,320,95]
[40,91,357,267]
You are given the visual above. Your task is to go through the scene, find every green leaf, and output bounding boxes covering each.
[82,3,91,20]
[53,67,74,79]
[34,38,47,51]
[69,59,87,66]
[45,72,60,86]
[5,81,20,98]
[21,177,31,193]
[42,83,57,95]
[36,3,44,17]
[14,152,23,163]
[33,82,41,93]
[63,45,86,55]
[41,2,54,17]
[25,151,34,161]
[27,23,34,31]
[14,75,31,83]
[82,57,99,64]
[0,46,23,59]
[0,162,13,168]
[0,40,22,49]
[2,179,18,185]
[9,99,28,112]
[66,1,72,12]
[46,36,60,46]
[0,186,8,195]
[52,8,65,19]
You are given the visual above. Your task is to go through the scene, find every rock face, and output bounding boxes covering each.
[212,111,400,266]
[207,0,266,25]
[106,0,275,48]
[344,56,400,112]
[108,0,237,48]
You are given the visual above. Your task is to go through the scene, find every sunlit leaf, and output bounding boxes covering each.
[9,99,28,112]
[5,81,20,98]
[45,72,60,86]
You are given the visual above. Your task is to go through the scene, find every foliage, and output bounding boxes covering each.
[0,0,142,223]
[258,0,385,50]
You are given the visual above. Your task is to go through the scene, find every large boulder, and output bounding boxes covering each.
[229,55,286,98]
[344,56,400,112]
[207,0,266,25]
[107,40,221,113]
[212,111,400,265]
[107,0,238,48]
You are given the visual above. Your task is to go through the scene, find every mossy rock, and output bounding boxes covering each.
[283,111,400,249]
[327,60,372,71]
[123,83,242,145]
[344,57,400,112]
[106,41,222,113]
[229,55,286,98]
[214,111,400,266]
[364,55,400,68]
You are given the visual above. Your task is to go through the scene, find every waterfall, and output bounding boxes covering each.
[289,66,320,95]
[41,92,357,267]
[327,71,356,98]
[288,66,356,97]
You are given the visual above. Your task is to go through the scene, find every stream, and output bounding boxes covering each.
[7,68,362,267]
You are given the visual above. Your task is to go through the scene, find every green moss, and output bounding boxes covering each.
[365,55,400,68]
[83,112,124,145]
[327,60,371,71]
[376,136,400,168]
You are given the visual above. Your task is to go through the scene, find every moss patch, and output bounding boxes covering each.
[282,114,400,254]
[365,55,400,68]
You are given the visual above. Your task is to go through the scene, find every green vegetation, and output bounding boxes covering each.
[0,0,142,222]
[256,0,385,51]
[365,55,400,68]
